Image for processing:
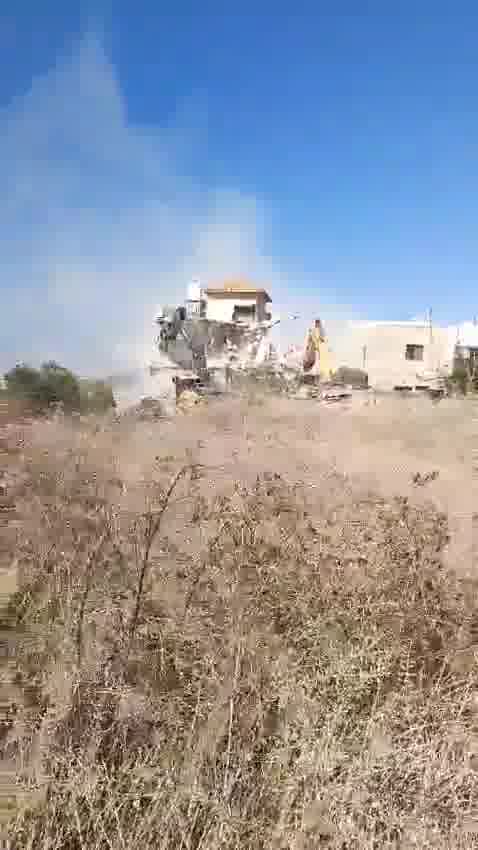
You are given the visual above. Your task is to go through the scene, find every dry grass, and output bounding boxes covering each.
[1,396,478,848]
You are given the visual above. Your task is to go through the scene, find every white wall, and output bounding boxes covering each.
[341,322,453,390]
[206,296,264,324]
[456,321,478,349]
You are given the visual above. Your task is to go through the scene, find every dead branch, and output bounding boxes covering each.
[126,464,191,659]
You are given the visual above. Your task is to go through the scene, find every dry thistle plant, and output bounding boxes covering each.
[0,410,477,849]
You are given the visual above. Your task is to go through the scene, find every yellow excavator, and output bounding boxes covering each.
[302,319,335,381]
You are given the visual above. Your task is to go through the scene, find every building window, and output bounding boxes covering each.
[233,304,256,322]
[405,344,424,361]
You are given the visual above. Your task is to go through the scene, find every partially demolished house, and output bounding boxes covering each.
[151,278,279,384]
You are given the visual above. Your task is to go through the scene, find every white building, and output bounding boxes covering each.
[204,280,272,325]
[455,321,478,371]
[344,319,455,391]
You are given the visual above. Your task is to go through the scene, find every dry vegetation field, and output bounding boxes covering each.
[1,393,477,848]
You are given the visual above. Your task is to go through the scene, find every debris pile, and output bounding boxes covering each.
[416,370,448,399]
[119,396,166,422]
[289,380,353,403]
[176,388,206,413]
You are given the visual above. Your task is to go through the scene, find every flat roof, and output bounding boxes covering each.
[206,279,271,302]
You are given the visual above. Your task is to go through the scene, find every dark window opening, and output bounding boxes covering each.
[405,344,424,361]
[233,304,256,322]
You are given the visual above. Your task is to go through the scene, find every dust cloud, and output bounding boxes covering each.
[1,33,356,398]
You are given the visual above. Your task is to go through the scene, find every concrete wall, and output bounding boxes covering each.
[206,294,268,324]
[342,322,454,391]
[256,294,269,323]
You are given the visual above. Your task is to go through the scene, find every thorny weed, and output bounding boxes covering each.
[1,414,478,849]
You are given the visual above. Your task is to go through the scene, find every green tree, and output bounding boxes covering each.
[5,362,117,415]
[39,361,82,411]
[4,364,45,411]
[4,361,81,413]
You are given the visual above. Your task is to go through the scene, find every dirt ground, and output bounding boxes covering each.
[111,392,476,575]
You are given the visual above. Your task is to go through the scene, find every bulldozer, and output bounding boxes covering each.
[302,319,335,381]
[294,318,355,403]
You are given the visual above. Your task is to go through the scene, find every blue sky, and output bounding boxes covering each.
[1,3,477,372]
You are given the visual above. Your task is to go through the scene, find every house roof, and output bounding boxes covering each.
[206,279,272,302]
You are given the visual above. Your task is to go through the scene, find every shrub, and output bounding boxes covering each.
[4,361,81,413]
[39,361,82,411]
[3,364,46,412]
[2,417,477,849]
[4,364,116,416]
